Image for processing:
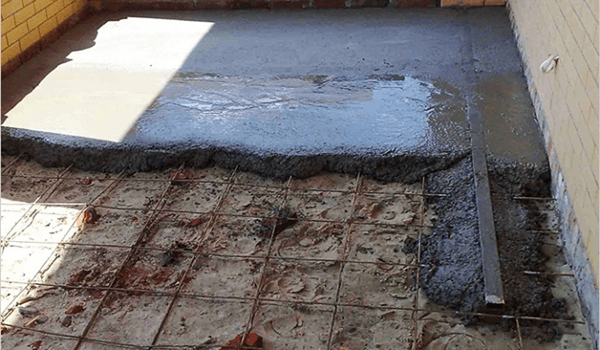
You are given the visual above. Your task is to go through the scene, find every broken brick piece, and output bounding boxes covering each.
[65,303,85,315]
[28,340,42,349]
[75,177,93,185]
[170,171,192,186]
[76,207,99,227]
[188,217,203,227]
[170,172,191,180]
[219,332,263,350]
[244,332,263,348]
[219,334,242,350]
[68,269,91,285]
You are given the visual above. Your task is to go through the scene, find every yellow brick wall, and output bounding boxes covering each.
[509,0,599,280]
[1,0,88,67]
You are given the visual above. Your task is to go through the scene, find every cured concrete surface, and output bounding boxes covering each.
[1,8,546,181]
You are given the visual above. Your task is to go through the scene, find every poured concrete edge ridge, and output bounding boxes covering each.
[0,126,470,183]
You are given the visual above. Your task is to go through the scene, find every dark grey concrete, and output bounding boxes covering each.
[2,8,546,181]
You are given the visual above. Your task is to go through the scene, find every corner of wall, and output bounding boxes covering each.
[1,0,95,78]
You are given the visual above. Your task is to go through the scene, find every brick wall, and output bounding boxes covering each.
[507,0,599,347]
[1,0,90,76]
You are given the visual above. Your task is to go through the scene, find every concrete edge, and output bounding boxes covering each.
[0,127,469,183]
[507,3,599,349]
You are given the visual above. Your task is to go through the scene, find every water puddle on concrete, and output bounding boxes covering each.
[132,74,470,155]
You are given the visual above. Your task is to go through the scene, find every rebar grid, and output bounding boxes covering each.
[316,172,361,350]
[2,305,581,350]
[1,244,430,270]
[411,177,426,350]
[5,171,426,195]
[72,166,191,350]
[1,209,436,238]
[1,220,566,277]
[5,171,561,205]
[1,274,584,326]
[1,166,124,320]
[149,166,240,346]
[1,164,74,247]
[1,154,23,175]
[2,172,559,202]
[515,317,524,348]
[0,163,587,350]
[238,175,294,349]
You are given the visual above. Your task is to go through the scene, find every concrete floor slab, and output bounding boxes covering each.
[2,8,546,181]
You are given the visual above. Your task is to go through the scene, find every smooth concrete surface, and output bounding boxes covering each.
[3,17,214,142]
[1,8,547,180]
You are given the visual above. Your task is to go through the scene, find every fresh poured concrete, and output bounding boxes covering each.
[1,8,546,180]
